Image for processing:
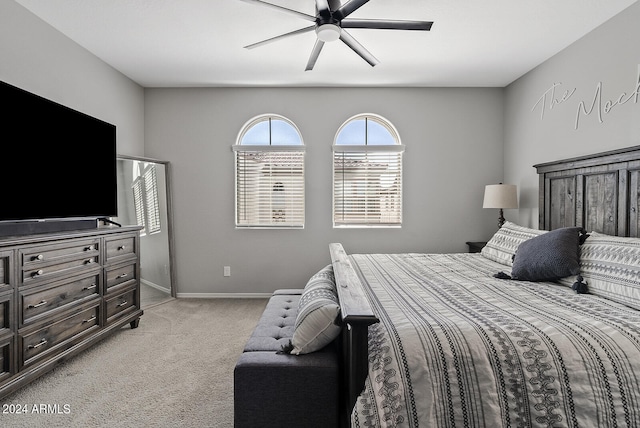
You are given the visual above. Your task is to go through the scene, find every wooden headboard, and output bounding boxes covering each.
[535,145,640,237]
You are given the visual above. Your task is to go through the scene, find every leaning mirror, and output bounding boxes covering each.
[113,155,176,308]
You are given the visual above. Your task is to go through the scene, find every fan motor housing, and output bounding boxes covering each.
[316,23,341,42]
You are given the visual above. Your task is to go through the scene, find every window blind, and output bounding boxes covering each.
[333,146,403,227]
[143,166,161,234]
[132,164,161,235]
[132,177,146,234]
[235,147,305,228]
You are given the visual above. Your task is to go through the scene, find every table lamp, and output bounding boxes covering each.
[483,184,518,228]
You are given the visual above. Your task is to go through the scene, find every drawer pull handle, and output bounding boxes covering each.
[32,254,44,261]
[82,315,97,324]
[116,273,128,280]
[82,284,98,291]
[85,258,95,264]
[27,300,48,309]
[117,300,128,307]
[28,339,47,350]
[32,269,44,277]
[85,245,95,251]
[118,245,126,251]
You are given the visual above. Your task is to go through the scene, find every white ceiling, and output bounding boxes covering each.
[16,0,637,88]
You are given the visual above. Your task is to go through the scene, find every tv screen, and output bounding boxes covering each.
[0,81,117,222]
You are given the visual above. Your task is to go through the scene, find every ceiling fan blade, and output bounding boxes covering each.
[244,25,315,49]
[315,0,331,16]
[305,39,325,71]
[237,0,316,22]
[341,19,433,31]
[334,0,370,20]
[339,29,379,67]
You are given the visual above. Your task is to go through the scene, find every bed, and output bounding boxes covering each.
[330,145,640,427]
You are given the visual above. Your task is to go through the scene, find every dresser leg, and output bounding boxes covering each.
[130,318,140,329]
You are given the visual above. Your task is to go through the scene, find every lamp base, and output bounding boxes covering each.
[498,208,506,228]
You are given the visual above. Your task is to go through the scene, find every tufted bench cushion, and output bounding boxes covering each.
[234,289,340,428]
[242,292,299,352]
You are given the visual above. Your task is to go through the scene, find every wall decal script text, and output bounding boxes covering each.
[531,65,640,130]
[531,83,576,120]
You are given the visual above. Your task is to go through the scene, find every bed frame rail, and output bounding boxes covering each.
[329,243,379,427]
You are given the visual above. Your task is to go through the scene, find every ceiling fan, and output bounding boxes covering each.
[238,0,433,71]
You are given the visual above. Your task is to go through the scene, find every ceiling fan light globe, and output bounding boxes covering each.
[316,24,341,42]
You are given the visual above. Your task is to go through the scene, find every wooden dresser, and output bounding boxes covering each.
[0,225,142,400]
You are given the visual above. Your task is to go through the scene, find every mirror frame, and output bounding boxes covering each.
[117,154,177,298]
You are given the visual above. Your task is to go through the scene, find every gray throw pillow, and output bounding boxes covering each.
[511,227,583,281]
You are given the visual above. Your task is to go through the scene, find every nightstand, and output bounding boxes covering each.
[466,241,487,253]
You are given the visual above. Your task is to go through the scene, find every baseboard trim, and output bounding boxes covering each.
[141,279,171,294]
[176,292,272,299]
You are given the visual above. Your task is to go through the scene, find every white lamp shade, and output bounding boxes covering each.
[483,184,518,209]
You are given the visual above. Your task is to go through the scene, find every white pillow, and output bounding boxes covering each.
[481,221,547,266]
[579,232,640,310]
[290,265,341,355]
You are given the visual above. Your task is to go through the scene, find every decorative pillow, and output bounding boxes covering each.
[290,265,341,355]
[481,221,547,266]
[510,227,583,281]
[578,232,640,310]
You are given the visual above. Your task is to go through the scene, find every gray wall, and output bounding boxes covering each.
[0,0,145,157]
[504,2,640,228]
[144,87,504,295]
[12,0,637,297]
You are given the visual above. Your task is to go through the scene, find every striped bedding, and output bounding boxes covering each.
[349,252,640,428]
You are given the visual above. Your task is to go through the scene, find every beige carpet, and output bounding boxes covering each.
[0,298,268,428]
[140,282,173,309]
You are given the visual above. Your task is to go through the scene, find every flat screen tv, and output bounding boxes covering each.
[0,81,117,233]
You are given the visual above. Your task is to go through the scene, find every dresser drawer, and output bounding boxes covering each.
[21,239,99,268]
[0,250,12,293]
[105,263,137,292]
[20,273,101,326]
[105,288,138,324]
[0,293,11,333]
[21,305,100,368]
[0,336,11,382]
[21,255,99,286]
[105,236,136,263]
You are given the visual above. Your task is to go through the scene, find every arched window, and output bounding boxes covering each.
[333,114,404,227]
[233,115,305,228]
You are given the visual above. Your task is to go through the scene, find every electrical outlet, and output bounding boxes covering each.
[223,266,231,277]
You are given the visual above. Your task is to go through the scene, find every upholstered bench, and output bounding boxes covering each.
[234,289,340,428]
